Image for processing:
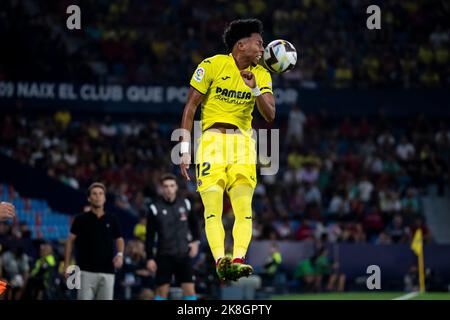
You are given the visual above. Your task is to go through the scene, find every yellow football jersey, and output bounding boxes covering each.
[189,53,273,133]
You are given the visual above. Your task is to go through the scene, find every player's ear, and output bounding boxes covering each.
[236,39,246,51]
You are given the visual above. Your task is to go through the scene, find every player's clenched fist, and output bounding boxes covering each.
[240,70,256,88]
[0,201,15,221]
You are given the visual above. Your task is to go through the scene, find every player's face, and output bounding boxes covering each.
[162,179,178,200]
[88,187,106,208]
[245,33,264,65]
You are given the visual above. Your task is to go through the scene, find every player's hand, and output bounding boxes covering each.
[188,241,199,258]
[113,254,124,269]
[0,202,15,221]
[180,153,191,181]
[240,71,256,89]
[146,259,157,274]
[63,266,78,280]
[63,265,70,279]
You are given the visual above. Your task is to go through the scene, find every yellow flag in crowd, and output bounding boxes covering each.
[411,229,425,293]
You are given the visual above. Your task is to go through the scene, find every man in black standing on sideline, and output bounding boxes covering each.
[64,182,124,300]
[146,173,200,300]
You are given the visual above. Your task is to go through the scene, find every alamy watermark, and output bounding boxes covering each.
[66,5,380,31]
[66,5,81,30]
[66,265,81,290]
[366,5,381,30]
[366,265,381,290]
[171,121,279,176]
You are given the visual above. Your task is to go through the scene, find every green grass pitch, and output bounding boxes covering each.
[271,292,450,300]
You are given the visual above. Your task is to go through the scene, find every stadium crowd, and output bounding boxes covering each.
[1,107,449,298]
[1,0,449,88]
[1,0,449,301]
[1,108,447,246]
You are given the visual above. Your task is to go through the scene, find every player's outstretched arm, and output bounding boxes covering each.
[179,87,204,181]
[240,70,275,123]
[255,92,275,123]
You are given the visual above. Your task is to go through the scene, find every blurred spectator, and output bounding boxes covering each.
[300,163,319,185]
[260,242,283,287]
[313,247,331,292]
[401,188,421,215]
[363,208,384,242]
[22,242,56,300]
[375,231,392,245]
[325,261,346,293]
[275,218,293,240]
[286,105,307,145]
[327,191,350,218]
[377,130,396,148]
[133,215,147,242]
[386,214,409,244]
[379,190,402,216]
[304,183,321,205]
[358,175,374,203]
[345,223,367,243]
[410,217,432,244]
[396,136,415,162]
[53,110,71,130]
[294,257,316,293]
[118,240,152,300]
[0,247,30,300]
[404,264,419,292]
[295,218,314,241]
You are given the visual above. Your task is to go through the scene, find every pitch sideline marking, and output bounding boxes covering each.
[392,292,420,300]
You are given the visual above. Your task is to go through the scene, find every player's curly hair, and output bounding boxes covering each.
[223,19,263,50]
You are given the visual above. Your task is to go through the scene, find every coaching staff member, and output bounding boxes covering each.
[146,173,200,300]
[64,182,124,300]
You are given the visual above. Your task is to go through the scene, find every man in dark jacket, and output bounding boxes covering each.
[146,173,200,300]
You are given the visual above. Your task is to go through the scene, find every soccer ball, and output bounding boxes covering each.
[263,39,297,73]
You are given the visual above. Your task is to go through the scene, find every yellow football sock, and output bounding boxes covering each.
[229,183,254,259]
[200,185,225,261]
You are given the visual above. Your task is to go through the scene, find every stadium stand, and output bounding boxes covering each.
[1,0,450,300]
[0,184,71,240]
[1,0,449,88]
[1,110,445,245]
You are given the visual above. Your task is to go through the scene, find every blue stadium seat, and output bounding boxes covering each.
[2,183,72,240]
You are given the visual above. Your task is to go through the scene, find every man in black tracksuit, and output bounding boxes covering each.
[145,173,200,300]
